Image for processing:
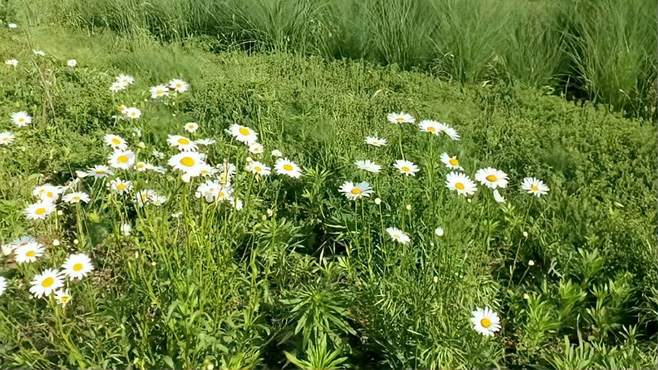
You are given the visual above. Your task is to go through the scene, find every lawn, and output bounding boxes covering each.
[0,21,657,369]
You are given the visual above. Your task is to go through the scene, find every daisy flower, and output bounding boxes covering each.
[109,150,136,170]
[62,192,90,204]
[418,120,443,135]
[271,149,283,157]
[195,138,216,146]
[55,289,72,306]
[355,160,381,173]
[79,165,113,178]
[29,269,63,298]
[104,134,127,150]
[521,177,549,197]
[24,201,56,220]
[199,163,218,177]
[66,59,77,68]
[248,142,264,155]
[62,253,94,280]
[393,160,419,176]
[443,126,460,141]
[116,74,135,86]
[184,122,199,133]
[109,178,132,194]
[4,59,17,67]
[0,131,14,146]
[446,172,478,196]
[245,161,271,176]
[471,307,501,336]
[150,84,169,99]
[227,124,258,145]
[169,79,189,93]
[11,111,31,127]
[365,136,387,147]
[110,81,126,93]
[195,181,233,203]
[434,227,445,237]
[386,227,410,244]
[167,135,198,151]
[32,184,63,202]
[0,276,6,296]
[440,153,461,170]
[339,181,373,200]
[387,112,415,124]
[122,107,141,120]
[475,167,508,189]
[135,189,167,207]
[168,152,206,176]
[14,241,45,264]
[275,158,302,178]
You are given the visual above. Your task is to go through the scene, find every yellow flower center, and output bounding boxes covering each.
[455,182,465,190]
[401,166,410,172]
[117,155,129,164]
[350,188,362,195]
[180,157,195,167]
[111,138,122,145]
[480,318,492,329]
[395,117,404,123]
[72,263,84,272]
[282,164,293,172]
[46,191,54,198]
[530,184,539,192]
[60,295,71,304]
[26,250,36,257]
[41,277,54,288]
[178,138,190,145]
[239,127,250,136]
[486,174,497,182]
[18,117,25,123]
[254,166,262,173]
[449,158,459,166]
[116,183,127,191]
[35,207,47,216]
[427,127,436,132]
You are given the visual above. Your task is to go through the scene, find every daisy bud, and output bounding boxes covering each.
[434,227,445,237]
[523,231,528,238]
[374,198,381,205]
[528,260,535,266]
[405,204,412,211]
[73,239,79,245]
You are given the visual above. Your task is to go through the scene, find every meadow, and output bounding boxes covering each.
[0,4,657,370]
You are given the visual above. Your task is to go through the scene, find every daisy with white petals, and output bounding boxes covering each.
[168,152,206,177]
[471,307,501,336]
[150,84,169,99]
[11,111,31,127]
[169,79,189,93]
[386,227,410,244]
[365,136,387,147]
[339,181,373,200]
[355,160,381,173]
[14,241,45,264]
[521,177,549,197]
[419,120,443,135]
[275,158,302,178]
[475,168,508,189]
[446,172,478,196]
[63,192,90,204]
[104,134,127,150]
[184,122,199,133]
[228,124,258,145]
[387,112,415,124]
[110,179,132,194]
[440,153,461,170]
[393,160,419,176]
[167,135,198,151]
[62,253,94,280]
[24,201,56,220]
[29,269,63,298]
[109,150,136,170]
[245,161,271,176]
[32,184,63,202]
[0,131,14,145]
[55,289,72,306]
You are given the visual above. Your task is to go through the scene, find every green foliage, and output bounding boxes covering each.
[0,25,656,369]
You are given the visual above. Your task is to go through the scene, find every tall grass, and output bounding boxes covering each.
[22,0,657,117]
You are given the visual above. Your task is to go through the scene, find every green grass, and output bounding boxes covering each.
[0,24,657,369]
[12,0,657,119]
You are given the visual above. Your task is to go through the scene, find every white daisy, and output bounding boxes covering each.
[365,136,387,147]
[245,161,271,176]
[32,184,64,202]
[443,126,460,141]
[14,241,45,264]
[471,307,501,336]
[386,227,410,244]
[167,135,198,151]
[4,59,17,67]
[66,59,77,68]
[195,181,233,203]
[493,189,506,204]
[109,150,136,170]
[62,192,90,204]
[393,160,419,176]
[55,289,72,306]
[199,163,218,177]
[184,122,199,133]
[339,181,373,200]
[150,84,169,99]
[62,253,94,280]
[355,160,381,173]
[446,172,478,196]
[135,189,167,207]
[418,120,443,135]
[11,111,31,127]
[248,142,264,155]
[271,149,283,157]
[24,201,56,220]
[29,269,63,298]
[81,165,113,178]
[275,158,302,178]
[521,177,549,197]
[122,107,141,120]
[110,81,126,93]
[116,74,135,86]
[475,167,508,189]
[434,227,445,237]
[168,152,206,176]
[0,131,14,145]
[440,152,462,170]
[104,134,127,150]
[227,124,258,145]
[387,112,415,124]
[169,79,189,93]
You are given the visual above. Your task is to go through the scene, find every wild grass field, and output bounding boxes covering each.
[0,3,657,370]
